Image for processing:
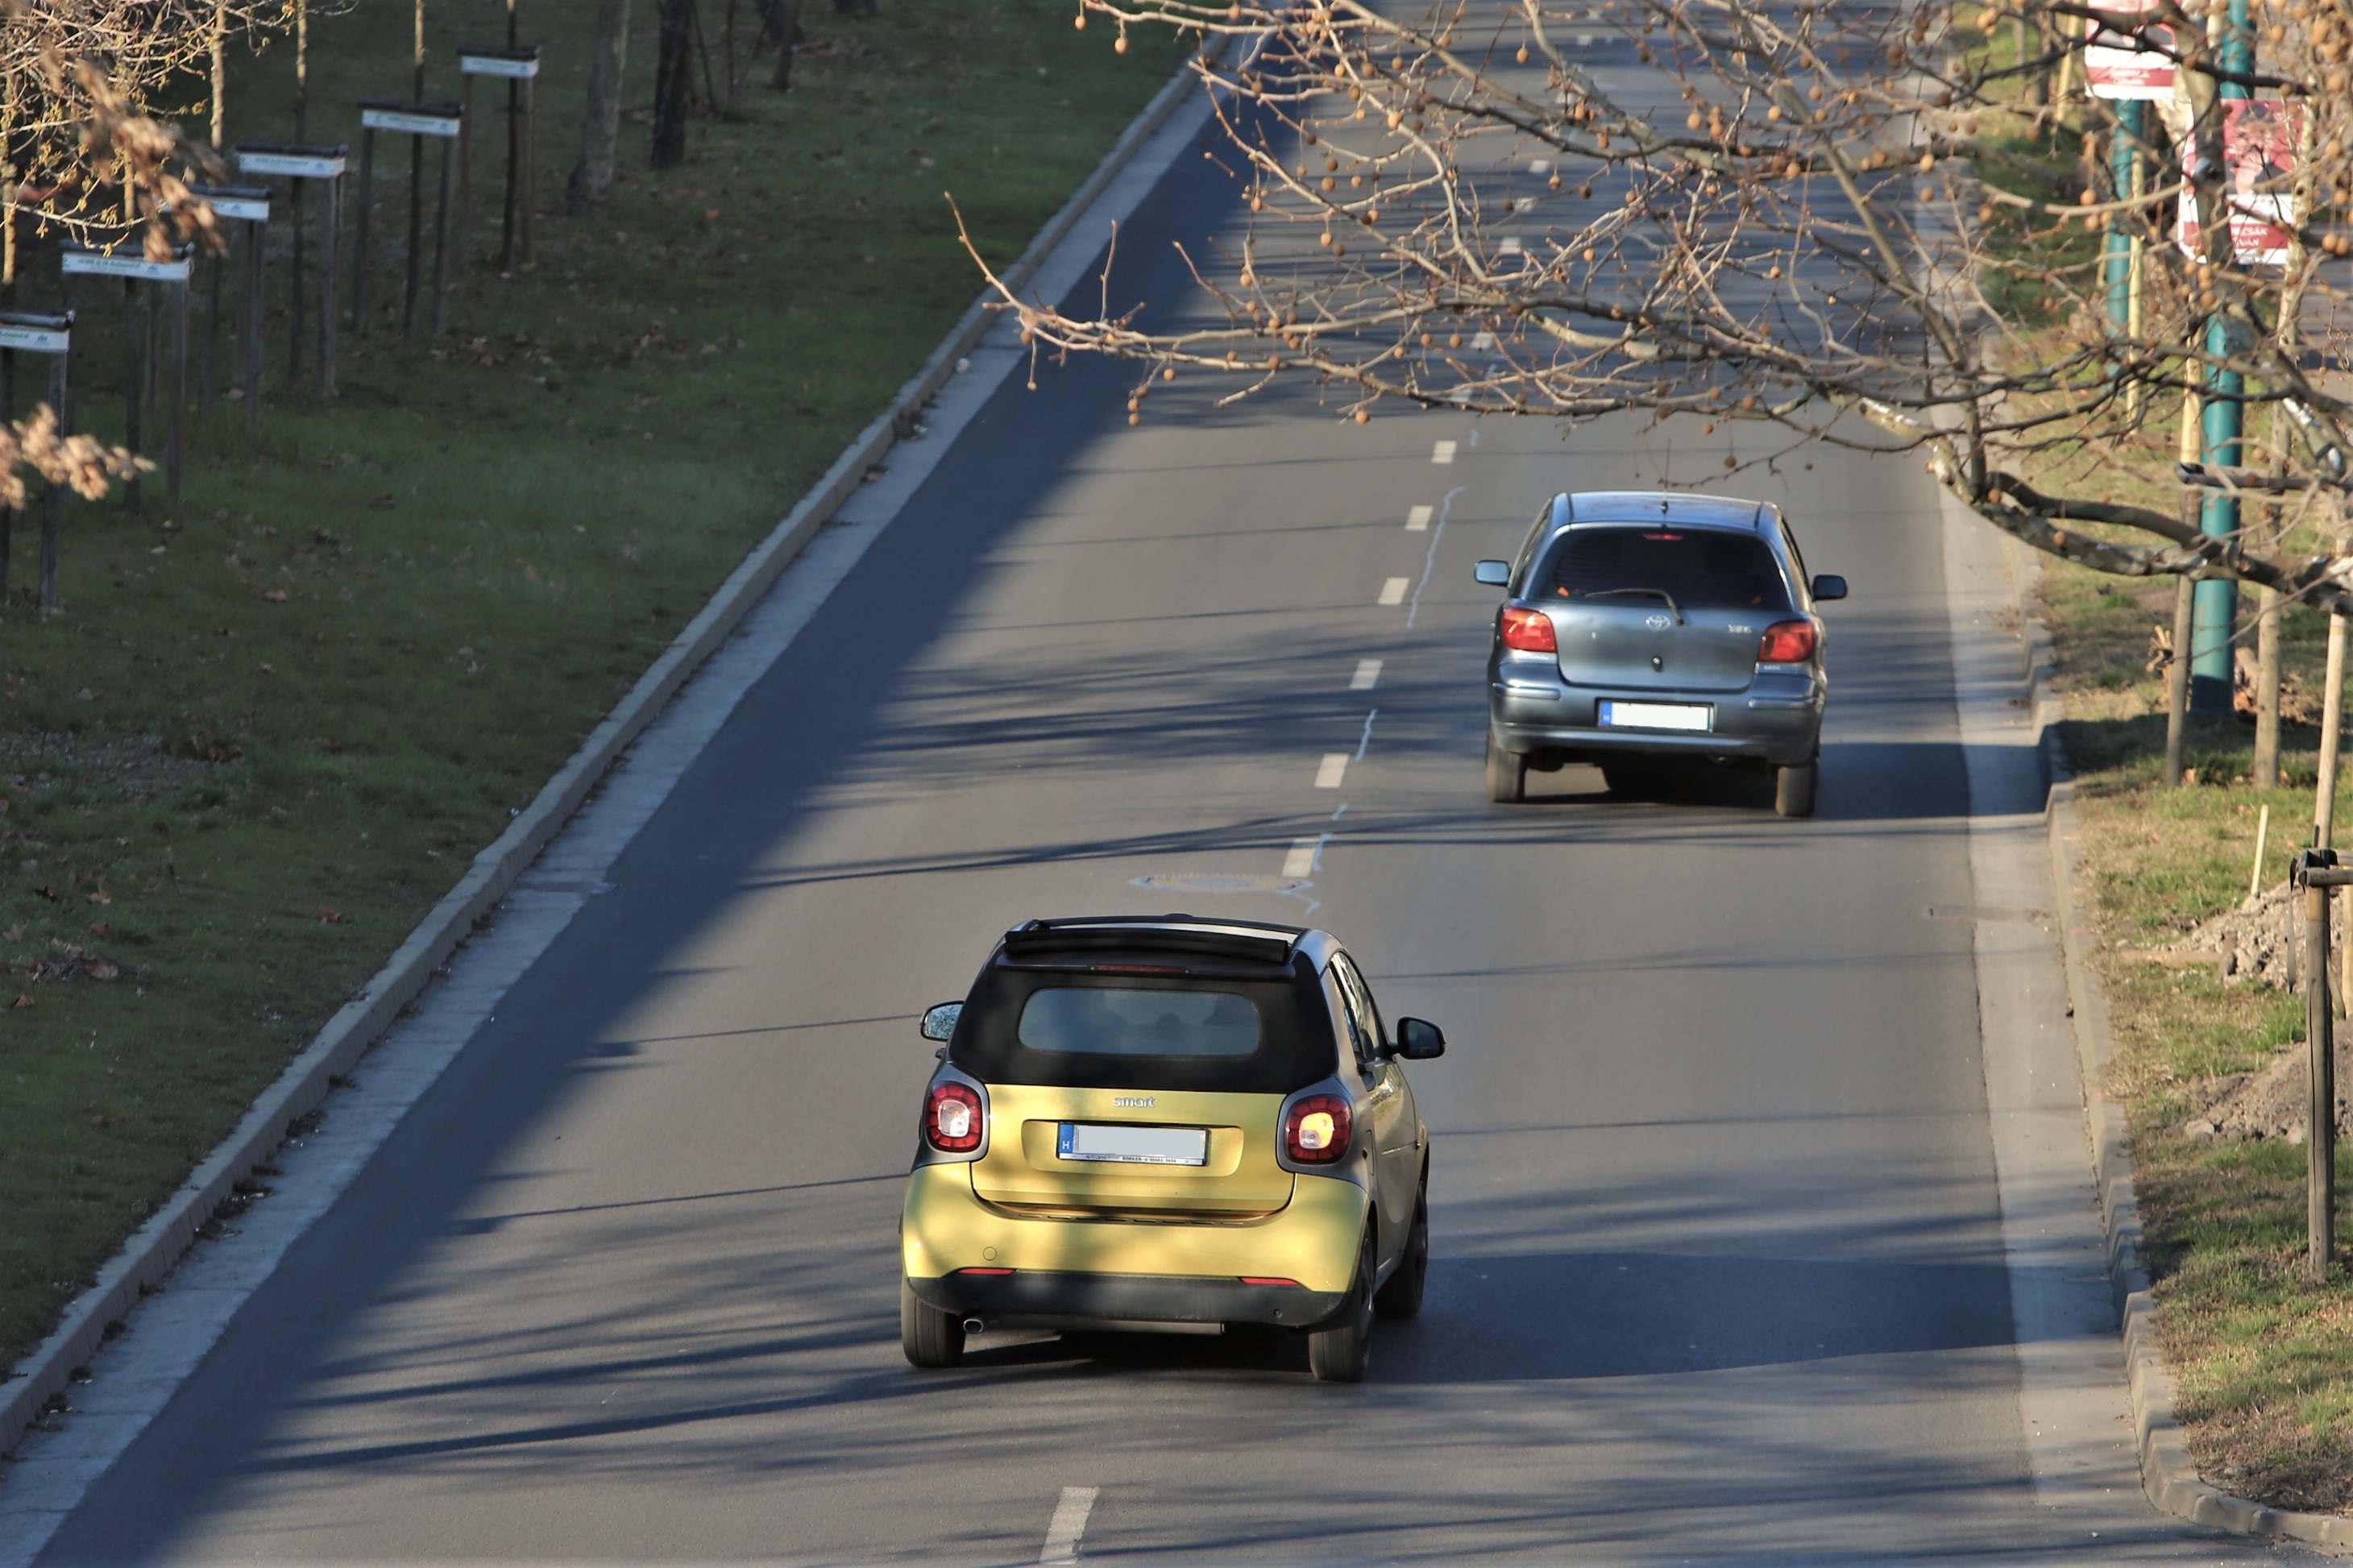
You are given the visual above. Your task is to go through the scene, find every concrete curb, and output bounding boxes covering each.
[0,48,1211,1462]
[2035,567,2353,1547]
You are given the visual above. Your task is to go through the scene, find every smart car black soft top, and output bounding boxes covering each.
[1000,915,1303,972]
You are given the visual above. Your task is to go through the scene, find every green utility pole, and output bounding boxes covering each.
[2191,0,2255,711]
[2106,101,2144,330]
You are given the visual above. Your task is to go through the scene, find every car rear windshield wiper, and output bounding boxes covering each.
[1583,587,1683,624]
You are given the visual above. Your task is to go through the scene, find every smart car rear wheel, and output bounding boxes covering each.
[1485,733,1526,803]
[900,1278,965,1369]
[1373,1177,1429,1321]
[1774,758,1818,819]
[1308,1230,1376,1382]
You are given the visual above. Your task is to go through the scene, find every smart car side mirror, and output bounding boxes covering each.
[1395,1017,1446,1060]
[1811,573,1848,602]
[1473,560,1512,587]
[919,1002,963,1042]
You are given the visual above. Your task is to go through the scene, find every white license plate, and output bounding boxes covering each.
[1056,1122,1208,1167]
[1598,700,1712,732]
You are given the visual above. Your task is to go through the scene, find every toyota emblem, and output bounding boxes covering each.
[1644,612,1673,630]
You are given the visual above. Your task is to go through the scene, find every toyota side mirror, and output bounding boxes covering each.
[919,1002,963,1042]
[1395,1017,1446,1060]
[1811,573,1848,603]
[1473,560,1512,587]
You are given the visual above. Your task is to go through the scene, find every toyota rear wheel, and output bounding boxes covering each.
[1774,757,1818,819]
[1485,734,1526,803]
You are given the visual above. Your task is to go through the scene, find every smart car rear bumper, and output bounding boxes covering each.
[900,1162,1370,1321]
[907,1268,1347,1329]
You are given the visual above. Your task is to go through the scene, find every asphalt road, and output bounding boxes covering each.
[24,60,2326,1568]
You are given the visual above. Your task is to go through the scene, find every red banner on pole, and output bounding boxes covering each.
[2177,100,2305,267]
[2085,0,2177,99]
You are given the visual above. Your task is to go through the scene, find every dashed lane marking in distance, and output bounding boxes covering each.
[1378,576,1409,606]
[1405,504,1433,531]
[1405,485,1466,630]
[1431,439,1457,464]
[1282,839,1320,878]
[1351,658,1383,691]
[1040,1487,1099,1566]
[1315,753,1349,789]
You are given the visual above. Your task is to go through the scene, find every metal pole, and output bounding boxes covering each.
[2165,572,2196,786]
[40,345,67,612]
[201,241,222,421]
[122,278,143,515]
[2322,608,2349,845]
[2193,0,2256,713]
[168,276,188,498]
[2304,857,2339,1280]
[403,130,424,338]
[244,214,264,425]
[352,130,376,332]
[457,76,475,270]
[430,133,454,334]
[0,344,13,604]
[321,172,339,395]
[500,73,518,269]
[2106,101,2143,331]
[520,73,536,264]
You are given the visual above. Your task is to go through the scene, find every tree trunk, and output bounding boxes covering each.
[567,0,633,210]
[2256,584,2282,787]
[651,0,695,171]
[756,0,803,89]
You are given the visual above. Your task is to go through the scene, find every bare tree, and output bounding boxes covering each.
[650,0,695,170]
[568,0,633,209]
[969,0,2353,612]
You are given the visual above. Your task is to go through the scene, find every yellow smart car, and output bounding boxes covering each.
[899,915,1444,1382]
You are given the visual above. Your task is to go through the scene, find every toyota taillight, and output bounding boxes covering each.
[1284,1093,1351,1164]
[1500,605,1558,653]
[925,1081,983,1152]
[1757,618,1816,664]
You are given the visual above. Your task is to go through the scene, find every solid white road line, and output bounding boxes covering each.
[1377,576,1409,606]
[1430,439,1457,464]
[1282,840,1320,878]
[1314,753,1349,789]
[1040,1486,1099,1566]
[1405,504,1433,532]
[1351,658,1383,691]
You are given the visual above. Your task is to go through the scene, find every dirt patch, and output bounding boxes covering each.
[0,732,228,801]
[2140,878,2346,990]
[2180,1036,2353,1142]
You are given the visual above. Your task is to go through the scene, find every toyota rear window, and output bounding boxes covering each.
[1541,527,1791,612]
[952,958,1335,1093]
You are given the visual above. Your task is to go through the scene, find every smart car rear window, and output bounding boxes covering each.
[1017,988,1261,1057]
[1541,527,1790,612]
[952,958,1334,1093]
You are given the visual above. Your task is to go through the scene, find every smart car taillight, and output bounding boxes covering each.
[1500,605,1558,653]
[925,1081,982,1153]
[1284,1094,1351,1164]
[1757,618,1816,664]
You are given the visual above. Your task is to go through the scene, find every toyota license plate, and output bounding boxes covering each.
[1056,1122,1209,1167]
[1598,700,1712,732]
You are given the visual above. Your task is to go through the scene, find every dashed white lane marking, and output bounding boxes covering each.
[1430,439,1457,464]
[1040,1486,1099,1566]
[1405,504,1433,532]
[1471,329,1497,347]
[1351,658,1383,691]
[1281,838,1321,877]
[1355,709,1378,761]
[1498,237,1523,255]
[1315,753,1349,789]
[1405,485,1466,630]
[1377,576,1409,606]
[1529,157,1552,174]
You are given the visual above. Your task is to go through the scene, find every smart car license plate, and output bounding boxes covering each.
[1598,700,1712,732]
[1056,1122,1208,1167]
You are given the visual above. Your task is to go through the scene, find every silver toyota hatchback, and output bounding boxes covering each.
[1474,492,1845,818]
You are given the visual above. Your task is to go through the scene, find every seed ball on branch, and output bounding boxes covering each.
[1354,409,1371,423]
[1074,10,1085,25]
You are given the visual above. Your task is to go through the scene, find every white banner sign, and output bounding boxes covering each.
[2085,0,2177,99]
[363,107,463,138]
[0,323,68,354]
[239,150,346,179]
[2178,100,2305,266]
[62,249,192,282]
[459,52,541,79]
[204,194,271,222]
